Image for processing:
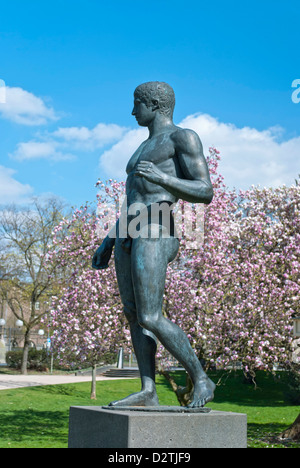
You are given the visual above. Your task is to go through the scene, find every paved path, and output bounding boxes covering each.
[0,373,134,390]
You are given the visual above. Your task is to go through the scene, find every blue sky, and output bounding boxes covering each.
[0,0,299,207]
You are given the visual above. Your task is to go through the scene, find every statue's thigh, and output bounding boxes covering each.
[114,237,135,308]
[130,236,174,317]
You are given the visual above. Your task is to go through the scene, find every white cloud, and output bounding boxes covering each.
[0,166,33,204]
[179,113,300,188]
[10,140,75,162]
[52,122,128,151]
[9,122,128,162]
[98,114,300,189]
[0,86,59,126]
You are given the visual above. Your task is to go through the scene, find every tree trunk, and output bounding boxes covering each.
[158,368,193,406]
[21,329,31,375]
[90,364,97,400]
[280,413,300,441]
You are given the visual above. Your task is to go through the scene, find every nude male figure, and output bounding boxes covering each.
[92,81,215,407]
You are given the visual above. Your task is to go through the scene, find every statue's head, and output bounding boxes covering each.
[134,81,175,119]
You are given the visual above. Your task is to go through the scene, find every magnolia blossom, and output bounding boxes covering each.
[159,149,298,375]
[47,203,130,369]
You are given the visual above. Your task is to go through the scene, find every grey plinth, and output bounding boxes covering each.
[68,406,247,448]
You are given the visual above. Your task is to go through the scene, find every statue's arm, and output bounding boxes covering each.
[165,129,213,204]
[135,129,213,204]
[92,220,118,270]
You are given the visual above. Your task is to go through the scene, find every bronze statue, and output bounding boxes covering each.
[93,82,215,407]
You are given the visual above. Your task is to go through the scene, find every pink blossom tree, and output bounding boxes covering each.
[162,149,299,388]
[46,202,130,399]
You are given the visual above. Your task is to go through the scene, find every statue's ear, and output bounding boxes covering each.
[152,99,159,111]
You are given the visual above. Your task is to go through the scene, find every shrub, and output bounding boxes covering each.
[6,349,50,371]
[284,369,300,405]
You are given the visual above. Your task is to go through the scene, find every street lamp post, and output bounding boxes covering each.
[0,318,6,365]
[292,316,300,365]
[117,347,124,369]
[293,317,300,338]
[0,318,5,339]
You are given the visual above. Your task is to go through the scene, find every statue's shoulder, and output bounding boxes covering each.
[171,126,202,153]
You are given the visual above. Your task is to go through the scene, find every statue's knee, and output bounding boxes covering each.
[138,314,158,333]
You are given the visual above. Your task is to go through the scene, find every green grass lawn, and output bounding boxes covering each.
[0,370,299,448]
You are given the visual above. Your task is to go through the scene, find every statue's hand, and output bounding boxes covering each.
[135,161,166,185]
[92,237,115,270]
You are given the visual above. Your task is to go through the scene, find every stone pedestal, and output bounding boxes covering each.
[68,406,247,448]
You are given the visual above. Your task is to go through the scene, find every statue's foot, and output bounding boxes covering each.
[109,389,159,407]
[188,377,216,408]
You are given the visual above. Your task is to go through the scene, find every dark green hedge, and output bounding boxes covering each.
[6,349,63,371]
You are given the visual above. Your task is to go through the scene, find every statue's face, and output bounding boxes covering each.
[132,97,155,127]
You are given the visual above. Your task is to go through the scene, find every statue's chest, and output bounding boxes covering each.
[126,136,175,174]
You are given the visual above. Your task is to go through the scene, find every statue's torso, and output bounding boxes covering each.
[126,130,184,208]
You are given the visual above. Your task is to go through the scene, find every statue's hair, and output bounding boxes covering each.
[134,81,175,117]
